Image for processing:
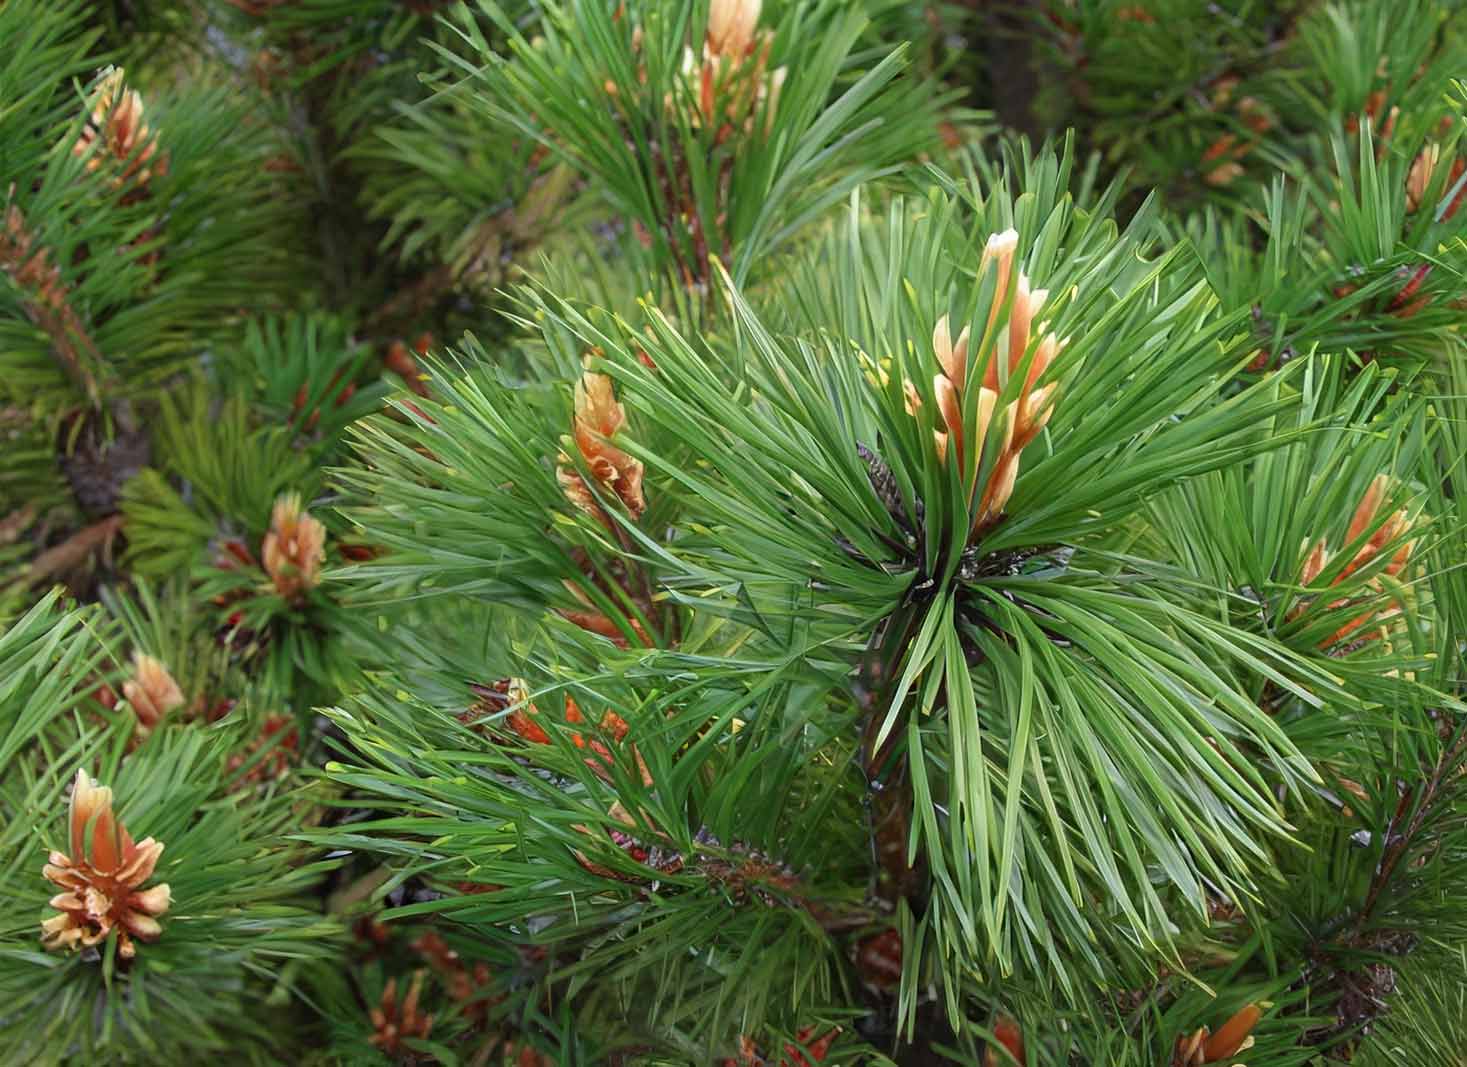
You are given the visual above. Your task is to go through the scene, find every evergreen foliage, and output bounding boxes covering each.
[3,0,1467,1064]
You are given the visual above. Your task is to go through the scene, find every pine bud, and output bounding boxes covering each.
[982,273,1040,392]
[1299,538,1329,586]
[120,651,184,735]
[902,378,922,416]
[983,1016,1024,1066]
[707,0,761,59]
[1345,474,1388,545]
[1294,475,1416,647]
[934,372,963,461]
[73,68,166,189]
[41,770,171,960]
[932,314,970,387]
[504,677,550,744]
[980,229,1019,336]
[977,450,1020,526]
[916,241,1060,536]
[1005,280,1046,387]
[368,971,434,1055]
[1203,161,1244,187]
[559,363,646,525]
[1406,142,1441,212]
[980,228,1019,275]
[1016,381,1056,449]
[781,1025,837,1066]
[1200,1003,1261,1062]
[262,492,326,600]
[926,314,1008,473]
[908,232,1064,536]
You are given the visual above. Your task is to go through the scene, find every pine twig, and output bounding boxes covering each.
[21,514,124,587]
[857,604,931,914]
[363,165,574,339]
[0,192,107,407]
[0,506,35,545]
[580,814,874,931]
[1352,727,1467,938]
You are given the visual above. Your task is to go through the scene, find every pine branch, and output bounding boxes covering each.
[0,506,35,544]
[0,194,106,407]
[857,605,930,914]
[579,813,876,934]
[1351,725,1467,939]
[20,513,124,587]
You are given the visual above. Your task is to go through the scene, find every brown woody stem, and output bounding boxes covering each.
[22,514,124,587]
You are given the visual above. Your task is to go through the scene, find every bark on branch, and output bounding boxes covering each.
[21,514,124,588]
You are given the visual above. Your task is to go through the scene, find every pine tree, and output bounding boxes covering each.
[3,0,1467,1064]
